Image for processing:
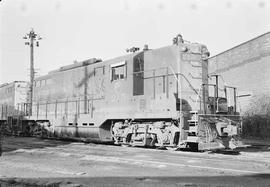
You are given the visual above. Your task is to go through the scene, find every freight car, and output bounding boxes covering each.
[0,81,28,120]
[0,81,29,135]
[6,35,242,150]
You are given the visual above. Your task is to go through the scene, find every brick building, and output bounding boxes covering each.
[208,32,270,139]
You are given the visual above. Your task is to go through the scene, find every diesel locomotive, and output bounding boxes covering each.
[2,35,242,150]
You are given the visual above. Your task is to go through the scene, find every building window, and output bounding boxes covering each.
[35,81,41,87]
[111,61,127,81]
[35,79,49,87]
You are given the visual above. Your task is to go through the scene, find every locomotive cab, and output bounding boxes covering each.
[208,97,228,114]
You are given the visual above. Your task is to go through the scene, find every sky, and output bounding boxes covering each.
[0,0,270,84]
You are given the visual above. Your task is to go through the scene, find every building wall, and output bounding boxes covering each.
[14,82,28,109]
[208,32,270,139]
[0,82,15,107]
[0,81,28,119]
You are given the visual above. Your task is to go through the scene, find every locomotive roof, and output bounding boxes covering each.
[0,81,28,88]
[35,42,206,81]
[35,51,138,80]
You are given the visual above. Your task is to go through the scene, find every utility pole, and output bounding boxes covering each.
[23,28,42,115]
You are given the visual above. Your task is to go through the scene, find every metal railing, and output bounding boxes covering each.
[31,96,104,119]
[0,104,28,120]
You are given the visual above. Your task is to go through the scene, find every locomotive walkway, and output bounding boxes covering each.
[0,137,270,186]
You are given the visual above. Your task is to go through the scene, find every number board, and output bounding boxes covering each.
[182,53,201,61]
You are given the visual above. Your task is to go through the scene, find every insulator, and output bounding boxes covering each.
[143,44,149,51]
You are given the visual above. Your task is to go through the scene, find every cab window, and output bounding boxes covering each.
[111,61,127,81]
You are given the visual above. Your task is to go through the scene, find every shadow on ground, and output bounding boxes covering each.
[235,139,270,153]
[1,136,270,155]
[236,145,270,153]
[0,174,270,187]
[1,136,74,153]
[208,139,270,154]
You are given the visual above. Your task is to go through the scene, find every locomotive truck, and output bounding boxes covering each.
[2,35,242,150]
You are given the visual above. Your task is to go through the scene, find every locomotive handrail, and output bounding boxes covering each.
[132,67,169,74]
[198,114,242,117]
[32,96,104,105]
[169,66,203,115]
[144,72,199,95]
[30,95,105,119]
[195,86,202,111]
[133,67,200,100]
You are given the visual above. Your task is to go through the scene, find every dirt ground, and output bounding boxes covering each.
[0,136,270,187]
